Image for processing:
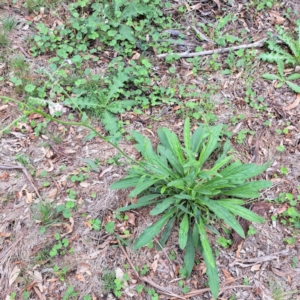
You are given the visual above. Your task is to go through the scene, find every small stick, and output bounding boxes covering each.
[0,164,42,199]
[157,37,268,58]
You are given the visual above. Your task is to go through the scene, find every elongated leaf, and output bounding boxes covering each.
[110,176,139,189]
[198,217,215,267]
[217,202,265,223]
[157,145,184,175]
[262,73,281,80]
[220,162,269,181]
[129,178,161,197]
[200,241,219,299]
[286,81,300,93]
[134,209,175,250]
[286,73,300,80]
[184,117,191,150]
[158,216,175,249]
[201,198,245,238]
[184,228,195,277]
[198,124,222,167]
[138,194,161,204]
[158,128,185,164]
[222,180,272,198]
[178,214,189,249]
[216,198,245,205]
[150,197,175,215]
[190,125,208,153]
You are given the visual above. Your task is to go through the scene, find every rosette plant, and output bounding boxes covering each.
[111,118,271,298]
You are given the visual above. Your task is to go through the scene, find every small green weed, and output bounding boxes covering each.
[262,60,300,93]
[252,0,275,11]
[89,218,101,230]
[49,233,71,257]
[217,237,232,248]
[62,285,78,299]
[111,118,271,298]
[0,31,9,47]
[1,15,17,32]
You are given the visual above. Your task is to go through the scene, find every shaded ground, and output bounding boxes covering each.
[1,0,300,299]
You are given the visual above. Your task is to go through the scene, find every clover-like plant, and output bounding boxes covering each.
[111,118,271,299]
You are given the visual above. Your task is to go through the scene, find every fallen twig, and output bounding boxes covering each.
[157,37,268,58]
[0,164,42,199]
[229,248,290,267]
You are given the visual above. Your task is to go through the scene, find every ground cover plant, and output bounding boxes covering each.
[111,118,271,298]
[1,0,300,299]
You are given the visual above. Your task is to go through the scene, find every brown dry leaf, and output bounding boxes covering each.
[221,269,235,282]
[190,3,202,10]
[269,11,286,24]
[80,182,90,188]
[251,264,261,271]
[0,172,9,179]
[132,52,140,60]
[9,265,21,286]
[62,217,74,236]
[47,188,57,198]
[151,254,160,273]
[34,270,44,292]
[74,273,86,282]
[25,189,34,203]
[125,212,136,226]
[236,243,242,258]
[33,285,45,300]
[274,203,288,215]
[0,232,11,237]
[0,105,8,111]
[283,94,300,111]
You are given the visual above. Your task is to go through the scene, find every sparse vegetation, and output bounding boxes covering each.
[1,0,300,299]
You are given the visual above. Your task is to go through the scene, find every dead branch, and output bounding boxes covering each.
[157,37,268,58]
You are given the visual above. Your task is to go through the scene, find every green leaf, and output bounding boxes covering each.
[183,117,191,150]
[220,162,269,182]
[158,128,185,164]
[119,24,135,41]
[134,209,175,250]
[138,194,161,204]
[101,110,119,136]
[217,202,265,223]
[121,3,152,21]
[286,73,300,80]
[262,73,281,80]
[200,241,219,299]
[201,198,245,238]
[150,197,175,215]
[184,228,195,277]
[223,180,272,198]
[190,125,208,153]
[277,60,284,77]
[286,81,300,93]
[129,178,161,197]
[198,124,222,167]
[24,84,36,93]
[178,214,189,249]
[158,216,175,249]
[110,176,139,189]
[197,217,215,267]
